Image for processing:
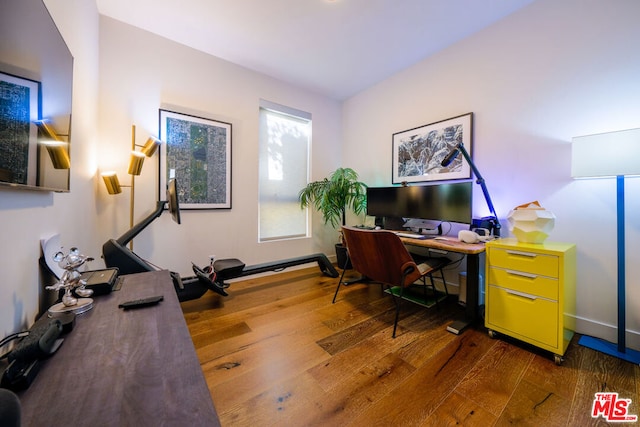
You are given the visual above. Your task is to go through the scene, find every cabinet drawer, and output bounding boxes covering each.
[488,267,559,300]
[487,286,558,348]
[489,248,559,277]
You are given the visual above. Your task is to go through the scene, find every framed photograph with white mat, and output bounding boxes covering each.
[0,71,40,186]
[159,109,232,209]
[392,113,473,184]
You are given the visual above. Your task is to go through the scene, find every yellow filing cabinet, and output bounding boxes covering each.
[485,238,576,364]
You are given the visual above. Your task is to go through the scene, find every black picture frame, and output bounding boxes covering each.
[159,109,232,209]
[0,71,40,186]
[392,112,473,184]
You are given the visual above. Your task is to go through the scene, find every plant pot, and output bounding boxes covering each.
[335,243,352,270]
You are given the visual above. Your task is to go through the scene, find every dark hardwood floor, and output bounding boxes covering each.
[181,266,640,426]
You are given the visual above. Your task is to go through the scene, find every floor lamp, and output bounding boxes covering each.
[572,128,640,364]
[101,125,161,250]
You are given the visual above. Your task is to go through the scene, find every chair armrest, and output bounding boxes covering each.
[400,261,423,287]
[400,261,416,275]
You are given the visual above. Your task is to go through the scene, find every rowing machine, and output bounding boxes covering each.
[190,253,339,297]
[102,198,339,302]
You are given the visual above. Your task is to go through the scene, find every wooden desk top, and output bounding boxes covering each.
[18,270,220,427]
[398,235,486,255]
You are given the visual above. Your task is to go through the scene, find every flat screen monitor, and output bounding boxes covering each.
[366,182,472,224]
[167,178,181,224]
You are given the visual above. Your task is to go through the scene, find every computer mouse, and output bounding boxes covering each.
[458,230,481,243]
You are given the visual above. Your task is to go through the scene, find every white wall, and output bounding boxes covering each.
[0,1,342,341]
[0,0,101,336]
[342,0,640,349]
[4,0,639,353]
[96,17,343,278]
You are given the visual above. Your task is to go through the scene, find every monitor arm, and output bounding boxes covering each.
[442,142,501,236]
[116,200,166,247]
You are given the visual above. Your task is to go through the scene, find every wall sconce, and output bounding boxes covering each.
[101,171,122,195]
[100,125,162,249]
[572,127,640,364]
[35,119,70,169]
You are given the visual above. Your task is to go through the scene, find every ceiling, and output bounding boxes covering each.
[96,0,535,101]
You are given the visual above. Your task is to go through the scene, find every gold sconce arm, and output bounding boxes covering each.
[35,120,71,170]
[34,120,62,141]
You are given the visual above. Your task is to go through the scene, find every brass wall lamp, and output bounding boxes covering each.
[34,119,71,170]
[101,125,162,249]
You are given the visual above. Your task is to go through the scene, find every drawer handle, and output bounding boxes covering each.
[506,250,537,258]
[506,289,537,300]
[506,269,538,279]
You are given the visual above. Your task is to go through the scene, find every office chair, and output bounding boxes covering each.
[334,226,450,338]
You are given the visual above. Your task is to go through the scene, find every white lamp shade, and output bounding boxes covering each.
[572,128,640,178]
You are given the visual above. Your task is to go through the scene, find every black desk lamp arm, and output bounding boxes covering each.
[116,201,166,246]
[455,143,501,234]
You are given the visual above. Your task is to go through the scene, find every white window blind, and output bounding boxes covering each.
[258,101,311,241]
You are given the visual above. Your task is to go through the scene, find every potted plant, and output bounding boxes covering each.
[298,167,367,268]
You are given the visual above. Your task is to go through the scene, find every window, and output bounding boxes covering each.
[258,100,311,241]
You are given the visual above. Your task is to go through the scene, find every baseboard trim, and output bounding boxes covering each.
[572,314,640,352]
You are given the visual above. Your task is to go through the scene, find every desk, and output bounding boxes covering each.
[18,270,220,427]
[399,236,486,327]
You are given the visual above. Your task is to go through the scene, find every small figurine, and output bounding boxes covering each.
[46,247,94,307]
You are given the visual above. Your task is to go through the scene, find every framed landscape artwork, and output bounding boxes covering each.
[0,72,40,186]
[392,113,473,184]
[159,109,232,209]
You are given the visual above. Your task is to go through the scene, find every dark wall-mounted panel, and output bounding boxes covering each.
[0,0,74,192]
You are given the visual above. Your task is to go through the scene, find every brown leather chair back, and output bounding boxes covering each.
[341,226,422,287]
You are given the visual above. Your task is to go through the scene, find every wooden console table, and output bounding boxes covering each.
[18,270,220,426]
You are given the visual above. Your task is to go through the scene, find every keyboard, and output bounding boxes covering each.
[395,232,428,240]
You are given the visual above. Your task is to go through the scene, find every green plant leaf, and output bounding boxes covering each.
[298,167,367,228]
